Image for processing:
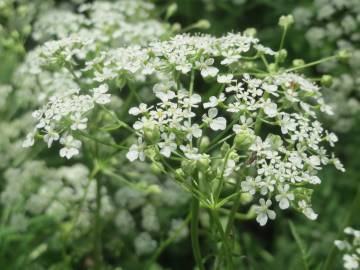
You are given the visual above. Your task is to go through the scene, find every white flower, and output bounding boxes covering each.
[203,108,227,131]
[280,113,297,134]
[203,94,226,109]
[43,126,60,147]
[93,84,111,104]
[263,99,278,117]
[22,132,35,148]
[70,113,88,130]
[275,184,294,209]
[254,199,276,226]
[217,74,233,84]
[241,176,260,195]
[182,122,202,141]
[129,103,149,116]
[262,83,279,96]
[158,133,177,158]
[126,138,146,162]
[179,145,202,160]
[343,254,359,270]
[196,57,219,78]
[298,200,318,220]
[59,135,81,159]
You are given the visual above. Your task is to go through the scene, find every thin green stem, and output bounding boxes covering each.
[94,175,103,270]
[211,209,234,270]
[191,183,205,270]
[286,55,338,72]
[146,213,191,268]
[279,26,288,51]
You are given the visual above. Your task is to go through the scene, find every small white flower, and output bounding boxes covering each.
[93,84,111,104]
[241,176,260,195]
[70,113,88,130]
[182,122,202,141]
[203,94,226,109]
[254,199,276,226]
[263,99,278,117]
[126,138,146,162]
[298,200,318,220]
[217,74,233,84]
[59,135,81,159]
[343,254,359,270]
[129,103,149,116]
[262,83,279,96]
[196,57,219,78]
[43,126,60,148]
[158,133,177,158]
[22,132,35,148]
[275,184,294,209]
[203,108,227,131]
[179,145,202,160]
[280,113,297,134]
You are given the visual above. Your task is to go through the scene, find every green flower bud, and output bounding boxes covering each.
[150,162,164,174]
[234,131,255,150]
[275,49,288,63]
[278,15,294,28]
[337,49,350,62]
[171,23,181,32]
[240,192,253,204]
[265,134,283,150]
[143,121,160,144]
[175,168,185,180]
[197,156,210,172]
[199,136,210,152]
[220,142,231,155]
[165,3,178,20]
[321,75,333,88]
[244,28,257,37]
[194,19,210,30]
[268,63,278,73]
[292,59,305,67]
[147,184,162,194]
[181,160,197,175]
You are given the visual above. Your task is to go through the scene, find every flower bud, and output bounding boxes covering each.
[143,121,160,144]
[181,160,197,175]
[244,28,257,37]
[199,136,210,152]
[278,15,294,28]
[234,131,255,150]
[275,49,288,63]
[165,3,178,20]
[337,49,350,62]
[175,168,185,180]
[292,59,305,67]
[268,63,278,73]
[197,156,210,172]
[150,162,164,174]
[321,75,333,88]
[194,19,210,30]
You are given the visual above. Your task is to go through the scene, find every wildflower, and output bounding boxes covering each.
[254,199,276,226]
[275,184,294,209]
[126,138,146,162]
[59,135,81,159]
[202,108,227,131]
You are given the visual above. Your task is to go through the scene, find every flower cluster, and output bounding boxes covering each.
[75,32,344,226]
[335,227,360,270]
[293,0,360,131]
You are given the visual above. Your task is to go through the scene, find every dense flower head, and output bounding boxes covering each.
[23,29,343,226]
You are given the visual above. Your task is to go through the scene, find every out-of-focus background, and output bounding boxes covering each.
[0,0,359,269]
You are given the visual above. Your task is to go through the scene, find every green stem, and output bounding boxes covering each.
[285,55,338,72]
[146,213,191,268]
[211,210,234,270]
[191,192,205,270]
[94,175,103,270]
[279,26,287,51]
